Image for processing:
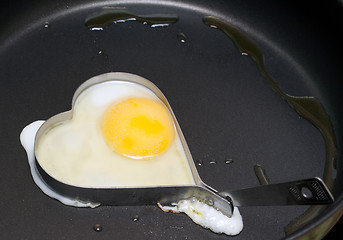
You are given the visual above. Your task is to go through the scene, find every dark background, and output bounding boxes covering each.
[324,218,343,239]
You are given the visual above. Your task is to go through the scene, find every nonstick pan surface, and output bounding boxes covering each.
[1,0,343,239]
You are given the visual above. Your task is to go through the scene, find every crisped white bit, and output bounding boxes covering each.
[158,199,243,236]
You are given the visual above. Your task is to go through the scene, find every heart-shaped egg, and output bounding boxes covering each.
[34,73,195,187]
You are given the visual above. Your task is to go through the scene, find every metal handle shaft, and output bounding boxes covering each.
[219,177,334,207]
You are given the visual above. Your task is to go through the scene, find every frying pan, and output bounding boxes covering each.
[1,0,342,239]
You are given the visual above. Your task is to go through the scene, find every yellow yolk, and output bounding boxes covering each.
[102,98,174,159]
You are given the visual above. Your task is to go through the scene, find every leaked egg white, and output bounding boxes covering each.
[158,198,243,236]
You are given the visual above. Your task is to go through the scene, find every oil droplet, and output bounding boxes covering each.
[225,158,234,164]
[85,7,178,30]
[196,159,203,166]
[132,215,140,222]
[93,224,102,232]
[177,33,187,43]
[90,46,109,62]
[209,159,217,165]
[44,22,50,28]
[98,47,108,59]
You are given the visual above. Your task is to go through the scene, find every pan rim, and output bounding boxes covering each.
[2,0,342,239]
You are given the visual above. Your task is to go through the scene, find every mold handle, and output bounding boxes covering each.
[219,177,334,207]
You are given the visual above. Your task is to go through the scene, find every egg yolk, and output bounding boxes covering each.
[102,98,175,159]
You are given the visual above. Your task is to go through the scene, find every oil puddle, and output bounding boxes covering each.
[85,7,178,30]
[203,15,338,236]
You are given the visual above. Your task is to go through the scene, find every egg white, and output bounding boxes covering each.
[158,198,243,236]
[34,81,195,187]
[20,120,100,207]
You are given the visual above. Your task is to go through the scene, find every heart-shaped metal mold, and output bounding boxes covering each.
[33,72,234,215]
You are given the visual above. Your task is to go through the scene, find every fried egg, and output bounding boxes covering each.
[34,80,194,187]
[158,198,243,236]
[20,74,243,236]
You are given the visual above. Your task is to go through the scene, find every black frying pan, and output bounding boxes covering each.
[1,0,343,239]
